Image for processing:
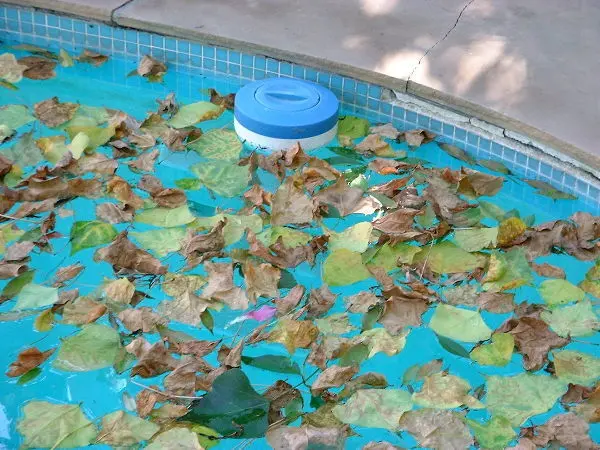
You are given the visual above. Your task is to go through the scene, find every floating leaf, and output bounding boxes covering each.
[13,284,58,311]
[146,428,203,450]
[454,227,498,252]
[0,269,34,301]
[53,324,120,371]
[338,116,369,139]
[482,248,533,292]
[257,226,311,248]
[323,248,371,286]
[470,333,514,366]
[70,220,118,255]
[538,279,585,308]
[0,104,35,134]
[175,178,203,190]
[327,222,372,253]
[194,213,262,246]
[540,300,599,337]
[17,401,97,448]
[332,389,413,431]
[17,367,41,385]
[0,53,27,83]
[7,347,54,377]
[352,327,407,358]
[183,368,269,438]
[130,227,187,256]
[168,101,222,128]
[429,304,492,343]
[486,373,567,426]
[364,242,421,272]
[271,176,314,226]
[436,334,471,358]
[191,160,250,197]
[553,350,600,386]
[98,411,159,446]
[188,128,242,161]
[413,241,484,274]
[413,372,483,409]
[241,354,301,375]
[399,409,474,450]
[466,416,516,450]
[268,318,319,354]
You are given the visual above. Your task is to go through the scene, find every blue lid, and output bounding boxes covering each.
[234,78,339,139]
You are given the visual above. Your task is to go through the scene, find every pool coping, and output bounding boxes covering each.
[4,0,598,181]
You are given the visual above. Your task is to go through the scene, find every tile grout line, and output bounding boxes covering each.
[406,0,476,84]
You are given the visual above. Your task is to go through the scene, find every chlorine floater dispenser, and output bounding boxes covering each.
[234,78,339,151]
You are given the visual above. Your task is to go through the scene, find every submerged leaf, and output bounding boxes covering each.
[191,160,250,197]
[338,116,369,139]
[188,128,242,161]
[13,284,58,311]
[413,241,484,274]
[482,248,533,292]
[466,416,516,450]
[70,220,118,255]
[168,101,222,128]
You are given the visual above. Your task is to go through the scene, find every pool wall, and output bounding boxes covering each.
[2,2,600,210]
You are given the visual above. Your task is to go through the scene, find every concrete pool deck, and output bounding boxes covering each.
[5,0,600,172]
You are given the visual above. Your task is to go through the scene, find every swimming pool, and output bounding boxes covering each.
[0,5,599,450]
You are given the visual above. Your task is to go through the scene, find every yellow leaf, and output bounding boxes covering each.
[497,217,526,246]
[34,309,54,332]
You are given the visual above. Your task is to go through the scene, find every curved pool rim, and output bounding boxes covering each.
[1,1,600,211]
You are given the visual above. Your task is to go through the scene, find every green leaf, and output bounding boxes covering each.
[146,428,203,450]
[454,227,498,252]
[364,242,421,272]
[182,368,269,438]
[328,146,364,162]
[17,401,97,448]
[0,269,34,301]
[479,200,506,222]
[315,313,355,335]
[256,226,311,248]
[193,214,262,246]
[130,227,187,256]
[70,220,118,255]
[135,205,196,228]
[413,372,483,409]
[438,142,476,165]
[538,279,585,308]
[526,179,577,200]
[486,373,567,426]
[17,367,41,385]
[337,116,369,139]
[429,304,492,343]
[412,241,484,274]
[466,416,516,450]
[65,125,115,150]
[98,411,159,446]
[332,389,413,431]
[188,128,242,161]
[167,101,222,128]
[201,310,214,333]
[191,160,250,197]
[352,327,407,358]
[482,248,534,292]
[540,300,599,337]
[322,248,371,286]
[175,178,203,190]
[53,324,120,372]
[0,104,35,130]
[470,333,514,366]
[338,343,370,367]
[3,131,43,167]
[241,354,301,375]
[326,222,372,253]
[13,284,58,311]
[553,350,600,386]
[436,334,470,358]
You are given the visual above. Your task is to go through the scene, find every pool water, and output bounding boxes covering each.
[0,42,599,450]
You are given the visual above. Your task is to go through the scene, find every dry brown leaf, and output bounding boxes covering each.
[181,220,226,269]
[344,291,381,313]
[68,178,103,199]
[401,129,436,147]
[34,97,78,128]
[532,262,566,279]
[307,285,337,318]
[152,188,187,208]
[106,176,144,209]
[271,176,315,226]
[243,261,280,303]
[498,316,569,371]
[311,365,358,394]
[4,241,34,261]
[263,380,302,424]
[96,203,134,224]
[202,261,249,310]
[6,347,54,377]
[268,318,319,353]
[78,49,108,66]
[164,356,202,396]
[217,340,244,368]
[526,413,596,449]
[136,388,161,418]
[94,231,167,275]
[127,338,178,378]
[314,178,364,217]
[209,88,235,110]
[171,340,220,358]
[118,307,168,333]
[0,262,28,279]
[62,297,106,325]
[18,56,56,80]
[137,55,166,77]
[156,93,178,115]
[274,285,305,316]
[477,291,515,313]
[379,294,428,335]
[127,149,158,172]
[138,174,163,195]
[247,230,328,269]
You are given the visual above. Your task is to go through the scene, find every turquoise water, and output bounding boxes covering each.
[0,43,599,449]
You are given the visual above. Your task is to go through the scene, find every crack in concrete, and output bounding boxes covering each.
[110,0,136,25]
[406,0,476,84]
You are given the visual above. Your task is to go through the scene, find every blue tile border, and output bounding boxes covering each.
[0,3,599,210]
